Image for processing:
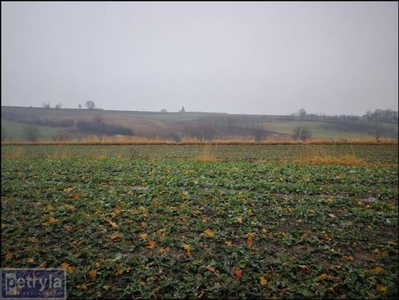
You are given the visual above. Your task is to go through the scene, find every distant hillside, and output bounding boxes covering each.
[1,106,397,142]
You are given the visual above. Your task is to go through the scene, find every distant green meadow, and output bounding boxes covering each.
[1,118,65,141]
[1,145,398,298]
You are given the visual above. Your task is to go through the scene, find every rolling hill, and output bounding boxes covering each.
[1,106,397,142]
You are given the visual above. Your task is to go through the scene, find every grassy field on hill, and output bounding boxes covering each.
[1,119,65,141]
[260,121,380,140]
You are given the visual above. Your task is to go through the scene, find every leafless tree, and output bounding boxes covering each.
[293,126,312,141]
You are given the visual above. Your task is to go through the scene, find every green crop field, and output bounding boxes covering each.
[1,144,398,164]
[1,145,398,298]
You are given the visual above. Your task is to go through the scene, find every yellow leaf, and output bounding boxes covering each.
[76,283,87,291]
[373,266,384,273]
[42,217,59,226]
[158,247,170,254]
[319,273,328,280]
[147,240,156,249]
[140,222,146,228]
[27,237,39,243]
[65,204,76,211]
[205,265,216,273]
[60,262,69,269]
[374,249,387,257]
[204,229,215,238]
[48,217,58,224]
[157,228,166,239]
[224,240,233,247]
[73,193,79,200]
[262,228,268,234]
[95,262,100,269]
[376,285,387,292]
[38,261,47,268]
[247,238,253,247]
[102,285,111,291]
[236,216,243,224]
[61,262,75,274]
[139,206,148,217]
[329,264,342,270]
[343,255,354,261]
[63,225,74,232]
[88,270,97,279]
[322,231,330,240]
[319,273,340,281]
[246,232,256,239]
[110,233,120,240]
[259,276,267,286]
[46,205,54,210]
[72,240,82,247]
[140,233,148,240]
[108,220,118,228]
[64,187,74,194]
[27,257,35,263]
[5,252,13,259]
[182,244,192,257]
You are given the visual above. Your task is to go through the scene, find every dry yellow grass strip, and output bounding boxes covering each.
[1,137,398,146]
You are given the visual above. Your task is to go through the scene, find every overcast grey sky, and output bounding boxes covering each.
[1,2,398,115]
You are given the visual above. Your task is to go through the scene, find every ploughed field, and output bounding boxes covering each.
[1,144,398,298]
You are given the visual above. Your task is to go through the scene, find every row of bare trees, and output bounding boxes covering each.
[43,101,96,110]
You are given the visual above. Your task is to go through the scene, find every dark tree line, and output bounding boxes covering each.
[76,115,133,136]
[26,117,75,127]
[2,115,75,128]
[363,109,398,123]
[284,108,398,124]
